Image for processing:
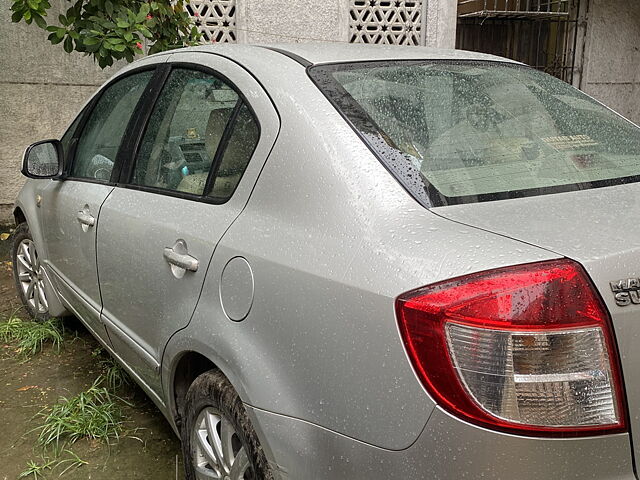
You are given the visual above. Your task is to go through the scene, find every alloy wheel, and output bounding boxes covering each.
[191,407,253,480]
[15,239,48,314]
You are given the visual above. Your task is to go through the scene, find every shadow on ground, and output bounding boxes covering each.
[0,228,184,480]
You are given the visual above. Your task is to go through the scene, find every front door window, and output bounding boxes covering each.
[72,71,153,181]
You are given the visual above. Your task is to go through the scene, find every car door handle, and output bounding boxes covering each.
[163,248,199,272]
[77,210,95,227]
[163,239,199,277]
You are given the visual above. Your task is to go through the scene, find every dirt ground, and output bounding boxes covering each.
[0,230,184,479]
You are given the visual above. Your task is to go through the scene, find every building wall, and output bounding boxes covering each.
[579,0,640,124]
[0,0,119,224]
[235,0,455,46]
[237,0,349,43]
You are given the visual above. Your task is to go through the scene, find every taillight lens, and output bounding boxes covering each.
[396,259,627,437]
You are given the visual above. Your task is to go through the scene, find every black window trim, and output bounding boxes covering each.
[116,61,263,206]
[59,106,88,168]
[307,59,640,207]
[62,64,162,186]
[113,64,172,185]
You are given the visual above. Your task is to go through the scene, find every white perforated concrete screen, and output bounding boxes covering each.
[187,0,237,43]
[349,0,423,45]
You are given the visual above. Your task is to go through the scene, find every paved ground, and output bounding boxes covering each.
[0,228,184,479]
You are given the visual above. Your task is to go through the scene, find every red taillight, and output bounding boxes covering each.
[396,259,627,437]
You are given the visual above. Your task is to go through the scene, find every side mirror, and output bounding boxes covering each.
[22,139,63,179]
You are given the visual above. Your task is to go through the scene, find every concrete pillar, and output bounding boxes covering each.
[425,0,458,48]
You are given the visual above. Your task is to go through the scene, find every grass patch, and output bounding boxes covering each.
[21,349,138,477]
[37,378,124,448]
[91,347,130,391]
[0,315,63,358]
[18,458,55,479]
[19,450,88,479]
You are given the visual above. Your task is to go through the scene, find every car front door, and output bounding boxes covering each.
[96,52,279,397]
[40,67,157,342]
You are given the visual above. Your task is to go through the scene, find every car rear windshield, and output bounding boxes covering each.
[308,61,640,206]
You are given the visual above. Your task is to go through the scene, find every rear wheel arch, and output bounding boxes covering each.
[172,351,220,431]
[170,350,278,477]
[181,368,275,479]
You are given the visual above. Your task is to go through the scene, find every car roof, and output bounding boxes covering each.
[162,43,520,67]
[259,43,519,65]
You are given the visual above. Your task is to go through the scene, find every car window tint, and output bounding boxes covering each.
[72,71,153,181]
[132,68,239,195]
[208,103,259,201]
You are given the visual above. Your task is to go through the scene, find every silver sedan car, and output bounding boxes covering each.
[12,43,640,479]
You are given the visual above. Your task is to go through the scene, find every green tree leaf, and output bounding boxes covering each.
[138,25,152,38]
[11,0,201,68]
[32,12,46,28]
[83,36,99,45]
[84,40,101,52]
[47,31,62,43]
[63,35,73,53]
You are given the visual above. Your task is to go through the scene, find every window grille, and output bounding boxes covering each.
[458,0,570,19]
[349,0,423,46]
[456,0,580,83]
[186,0,237,43]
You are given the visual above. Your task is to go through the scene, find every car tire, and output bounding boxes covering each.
[182,369,274,480]
[11,223,50,322]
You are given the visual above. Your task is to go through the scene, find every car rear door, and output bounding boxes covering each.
[40,67,158,343]
[96,52,279,396]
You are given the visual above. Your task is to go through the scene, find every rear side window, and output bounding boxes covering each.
[209,103,259,201]
[131,68,259,201]
[309,61,640,206]
[72,71,153,181]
